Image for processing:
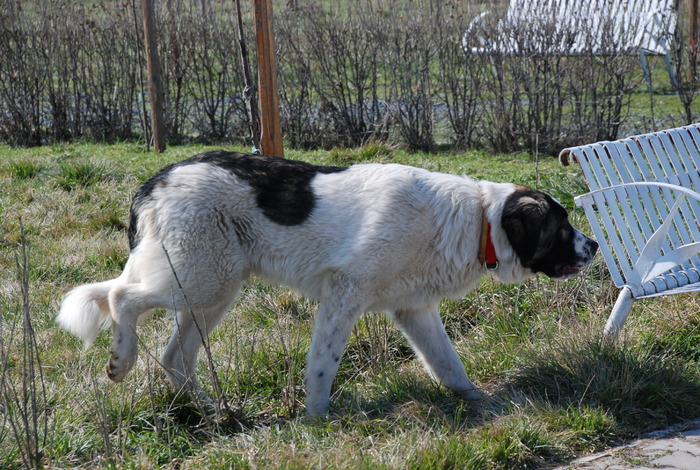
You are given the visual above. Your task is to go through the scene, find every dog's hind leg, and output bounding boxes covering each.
[160,292,238,400]
[106,283,171,382]
[387,306,484,400]
[304,285,366,416]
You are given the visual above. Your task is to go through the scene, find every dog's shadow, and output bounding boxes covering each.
[159,333,700,468]
[161,377,501,435]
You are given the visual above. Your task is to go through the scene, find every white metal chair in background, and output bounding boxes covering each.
[559,124,700,337]
[463,0,679,89]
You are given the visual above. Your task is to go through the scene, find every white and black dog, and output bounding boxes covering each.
[58,151,597,415]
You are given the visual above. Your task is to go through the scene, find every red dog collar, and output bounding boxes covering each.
[479,214,498,270]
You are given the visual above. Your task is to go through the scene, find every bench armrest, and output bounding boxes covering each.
[575,181,700,207]
[462,11,492,53]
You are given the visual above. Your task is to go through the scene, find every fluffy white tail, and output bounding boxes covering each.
[57,280,117,348]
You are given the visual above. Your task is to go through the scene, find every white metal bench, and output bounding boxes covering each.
[463,0,679,88]
[559,123,700,337]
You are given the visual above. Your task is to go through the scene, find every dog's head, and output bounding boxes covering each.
[501,188,598,280]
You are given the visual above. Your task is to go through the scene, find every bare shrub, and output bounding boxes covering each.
[464,12,640,154]
[159,4,196,144]
[289,4,388,148]
[376,10,436,152]
[564,18,642,144]
[275,9,326,149]
[77,4,139,142]
[483,22,573,152]
[179,11,248,143]
[566,54,641,144]
[0,226,50,469]
[435,8,484,149]
[0,0,689,151]
[42,4,80,142]
[0,1,142,143]
[0,2,47,146]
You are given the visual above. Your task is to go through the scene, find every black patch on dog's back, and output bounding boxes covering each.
[197,151,347,226]
[128,151,347,250]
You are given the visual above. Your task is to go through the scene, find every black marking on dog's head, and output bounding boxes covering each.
[501,187,598,279]
[128,151,347,250]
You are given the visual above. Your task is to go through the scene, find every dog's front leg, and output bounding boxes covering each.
[305,292,364,416]
[388,306,485,400]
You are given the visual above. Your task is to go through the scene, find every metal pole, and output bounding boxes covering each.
[142,0,166,152]
[690,0,698,82]
[235,0,261,153]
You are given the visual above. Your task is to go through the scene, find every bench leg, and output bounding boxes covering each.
[640,51,653,92]
[664,50,679,90]
[604,286,634,339]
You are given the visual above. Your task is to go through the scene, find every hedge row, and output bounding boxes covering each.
[1,1,693,153]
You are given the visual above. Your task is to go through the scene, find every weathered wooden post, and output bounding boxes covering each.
[253,0,284,157]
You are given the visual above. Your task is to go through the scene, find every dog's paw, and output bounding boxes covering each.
[455,387,506,412]
[304,397,331,417]
[106,354,132,382]
[455,386,489,401]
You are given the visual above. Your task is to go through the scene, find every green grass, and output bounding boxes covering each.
[1,142,699,469]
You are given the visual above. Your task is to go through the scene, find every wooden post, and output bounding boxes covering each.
[253,0,284,157]
[690,0,699,81]
[142,0,166,152]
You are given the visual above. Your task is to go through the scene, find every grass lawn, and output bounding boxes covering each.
[1,142,699,469]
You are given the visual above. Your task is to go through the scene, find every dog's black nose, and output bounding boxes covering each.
[586,239,599,261]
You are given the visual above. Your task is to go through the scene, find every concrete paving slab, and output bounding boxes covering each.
[553,418,700,470]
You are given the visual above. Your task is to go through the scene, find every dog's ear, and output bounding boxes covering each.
[501,190,552,267]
